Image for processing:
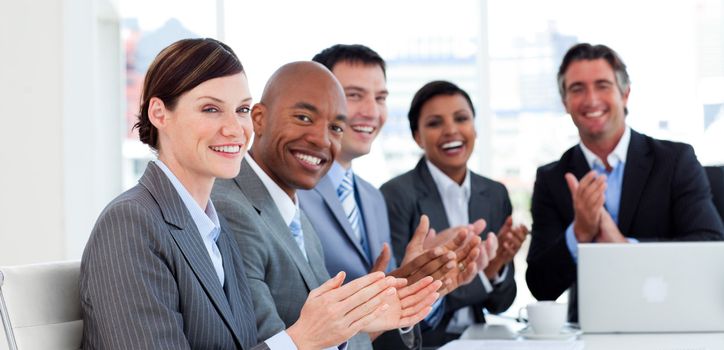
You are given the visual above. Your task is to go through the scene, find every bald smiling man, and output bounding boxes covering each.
[212,61,445,350]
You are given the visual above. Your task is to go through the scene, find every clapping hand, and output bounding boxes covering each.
[565,171,607,243]
[484,216,527,279]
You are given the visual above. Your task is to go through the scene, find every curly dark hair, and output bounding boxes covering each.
[407,80,475,136]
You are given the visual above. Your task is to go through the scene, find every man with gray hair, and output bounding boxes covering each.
[526,43,724,322]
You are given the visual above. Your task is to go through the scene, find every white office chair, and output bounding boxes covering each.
[0,261,82,350]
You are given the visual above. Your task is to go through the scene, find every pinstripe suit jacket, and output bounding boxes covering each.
[212,158,373,349]
[80,162,268,350]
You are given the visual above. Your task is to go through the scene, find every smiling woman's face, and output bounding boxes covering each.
[414,93,476,181]
[153,72,253,187]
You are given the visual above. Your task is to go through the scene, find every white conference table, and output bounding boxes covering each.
[438,323,724,350]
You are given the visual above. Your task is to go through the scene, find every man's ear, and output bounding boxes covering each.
[251,103,266,137]
[148,97,168,129]
[621,86,631,104]
[561,94,571,115]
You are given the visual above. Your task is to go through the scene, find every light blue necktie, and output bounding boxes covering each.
[337,169,370,261]
[592,162,624,224]
[289,208,308,261]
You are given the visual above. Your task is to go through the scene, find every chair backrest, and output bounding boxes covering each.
[704,165,724,222]
[0,261,82,350]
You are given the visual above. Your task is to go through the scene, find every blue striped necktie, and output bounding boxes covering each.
[337,169,370,260]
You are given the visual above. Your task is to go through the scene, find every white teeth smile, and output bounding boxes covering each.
[585,111,604,118]
[352,126,374,134]
[294,153,322,166]
[442,141,463,150]
[210,145,241,153]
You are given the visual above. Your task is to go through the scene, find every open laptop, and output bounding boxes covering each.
[578,242,724,333]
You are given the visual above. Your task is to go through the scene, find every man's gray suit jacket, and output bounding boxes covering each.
[80,161,267,350]
[212,158,372,349]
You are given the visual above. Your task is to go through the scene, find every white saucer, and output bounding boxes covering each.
[518,326,582,340]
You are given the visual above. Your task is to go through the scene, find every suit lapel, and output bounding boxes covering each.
[218,231,240,314]
[139,163,243,346]
[217,228,256,348]
[468,174,491,231]
[300,211,332,286]
[566,146,592,179]
[315,175,371,266]
[415,159,451,231]
[561,146,592,215]
[618,130,653,234]
[234,159,322,291]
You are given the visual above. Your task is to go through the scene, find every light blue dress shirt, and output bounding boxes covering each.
[155,159,299,350]
[154,159,225,285]
[566,127,638,262]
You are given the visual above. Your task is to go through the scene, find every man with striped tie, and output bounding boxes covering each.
[299,45,497,349]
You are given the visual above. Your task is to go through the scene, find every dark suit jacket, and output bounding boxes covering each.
[380,158,517,345]
[704,166,724,221]
[212,159,372,349]
[299,170,421,350]
[526,130,724,321]
[80,162,266,350]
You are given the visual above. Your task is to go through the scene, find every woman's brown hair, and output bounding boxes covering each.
[133,38,244,150]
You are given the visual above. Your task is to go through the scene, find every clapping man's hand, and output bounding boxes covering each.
[565,171,607,242]
[287,271,395,349]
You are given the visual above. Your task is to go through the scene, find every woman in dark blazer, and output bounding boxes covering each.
[380,80,528,345]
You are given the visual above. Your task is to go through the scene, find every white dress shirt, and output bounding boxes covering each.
[246,153,347,350]
[426,160,506,333]
[245,154,299,227]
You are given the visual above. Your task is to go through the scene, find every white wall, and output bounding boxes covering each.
[0,0,121,265]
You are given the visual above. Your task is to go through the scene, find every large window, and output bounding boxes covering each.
[486,0,724,313]
[120,0,221,188]
[120,0,724,316]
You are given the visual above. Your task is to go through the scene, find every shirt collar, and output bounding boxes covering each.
[426,159,471,200]
[579,126,630,170]
[327,161,349,190]
[245,152,298,226]
[153,159,220,241]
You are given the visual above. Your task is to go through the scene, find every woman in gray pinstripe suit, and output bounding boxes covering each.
[80,38,400,350]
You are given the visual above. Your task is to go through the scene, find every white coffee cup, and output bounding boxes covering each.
[519,301,567,335]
